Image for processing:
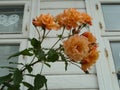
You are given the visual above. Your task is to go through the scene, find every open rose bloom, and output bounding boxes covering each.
[63,32,99,71]
[33,8,99,72]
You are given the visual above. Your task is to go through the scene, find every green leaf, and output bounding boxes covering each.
[0,73,12,85]
[34,74,47,90]
[29,38,41,49]
[8,48,33,59]
[47,49,59,62]
[59,53,68,71]
[36,49,46,60]
[57,35,62,38]
[13,69,23,86]
[25,65,33,73]
[22,82,33,89]
[7,85,20,90]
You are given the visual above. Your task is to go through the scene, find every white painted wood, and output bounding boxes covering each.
[103,37,120,90]
[33,62,96,75]
[41,75,98,89]
[100,0,120,3]
[40,0,84,1]
[40,1,85,9]
[86,0,117,90]
[97,0,120,36]
[26,0,99,90]
[42,89,98,90]
[40,9,86,15]
[35,27,88,38]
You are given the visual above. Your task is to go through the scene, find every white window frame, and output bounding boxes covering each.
[94,0,120,36]
[103,37,120,90]
[0,39,28,68]
[0,39,28,90]
[0,1,30,38]
[0,1,31,89]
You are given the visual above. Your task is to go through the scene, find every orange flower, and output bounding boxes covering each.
[32,15,42,26]
[82,32,96,43]
[56,8,81,30]
[81,45,99,71]
[56,8,92,30]
[63,34,89,61]
[80,13,92,25]
[32,14,60,30]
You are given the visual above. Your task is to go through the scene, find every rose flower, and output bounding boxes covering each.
[56,8,92,30]
[81,32,99,71]
[56,8,82,30]
[81,46,99,71]
[82,32,96,43]
[32,14,60,30]
[63,34,89,61]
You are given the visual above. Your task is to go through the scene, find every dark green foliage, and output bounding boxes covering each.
[33,74,47,90]
[0,73,12,85]
[29,38,41,49]
[8,48,33,59]
[25,65,33,73]
[47,49,59,62]
[13,69,23,86]
[34,49,46,61]
[22,82,33,90]
[59,53,68,71]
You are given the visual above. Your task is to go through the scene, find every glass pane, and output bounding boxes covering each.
[0,44,19,76]
[0,5,24,33]
[110,41,120,86]
[102,4,120,31]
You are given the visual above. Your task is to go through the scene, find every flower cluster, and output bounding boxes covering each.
[0,8,99,90]
[33,8,99,72]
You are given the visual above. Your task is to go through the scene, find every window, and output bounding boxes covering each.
[101,3,120,89]
[101,3,120,31]
[90,0,120,90]
[0,39,27,76]
[110,41,120,86]
[0,0,30,85]
[103,37,120,90]
[0,5,24,33]
[0,44,19,76]
[0,1,30,38]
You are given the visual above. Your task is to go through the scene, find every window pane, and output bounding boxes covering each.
[102,4,120,31]
[110,41,120,86]
[0,44,19,76]
[0,5,24,33]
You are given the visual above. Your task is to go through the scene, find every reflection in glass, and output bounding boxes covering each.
[102,4,120,31]
[110,41,120,87]
[0,44,19,76]
[0,5,24,33]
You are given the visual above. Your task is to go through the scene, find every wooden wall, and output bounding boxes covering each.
[33,0,99,90]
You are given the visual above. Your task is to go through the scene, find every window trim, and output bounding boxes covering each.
[98,1,120,36]
[86,0,120,90]
[0,1,30,38]
[0,39,28,65]
[0,39,28,90]
[103,37,120,90]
